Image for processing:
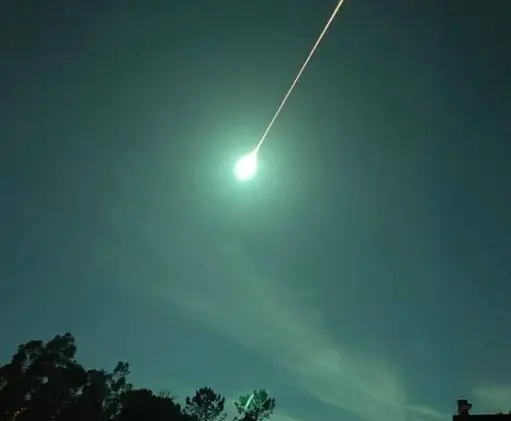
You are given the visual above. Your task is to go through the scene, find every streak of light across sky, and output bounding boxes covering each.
[254,0,347,153]
[234,0,347,181]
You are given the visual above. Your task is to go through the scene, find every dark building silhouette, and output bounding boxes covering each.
[454,400,511,421]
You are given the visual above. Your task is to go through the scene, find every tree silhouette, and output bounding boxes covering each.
[184,387,226,421]
[0,333,84,421]
[234,390,276,421]
[0,333,276,421]
[117,389,183,421]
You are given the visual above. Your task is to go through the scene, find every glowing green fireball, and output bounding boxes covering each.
[234,150,258,181]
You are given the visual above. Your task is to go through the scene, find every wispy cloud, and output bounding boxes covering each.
[268,411,307,421]
[473,387,511,413]
[160,239,444,421]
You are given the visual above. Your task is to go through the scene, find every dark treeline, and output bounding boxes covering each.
[0,333,276,421]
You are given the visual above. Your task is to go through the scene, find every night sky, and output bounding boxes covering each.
[1,1,511,421]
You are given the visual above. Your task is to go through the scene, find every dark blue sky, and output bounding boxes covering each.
[1,1,510,421]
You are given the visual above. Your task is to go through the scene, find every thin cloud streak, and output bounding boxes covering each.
[473,387,511,413]
[161,239,444,421]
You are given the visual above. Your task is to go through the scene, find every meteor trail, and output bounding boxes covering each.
[254,0,347,152]
[234,0,347,181]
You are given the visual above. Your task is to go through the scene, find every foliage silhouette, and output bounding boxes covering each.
[184,387,226,421]
[234,390,276,421]
[0,334,276,421]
